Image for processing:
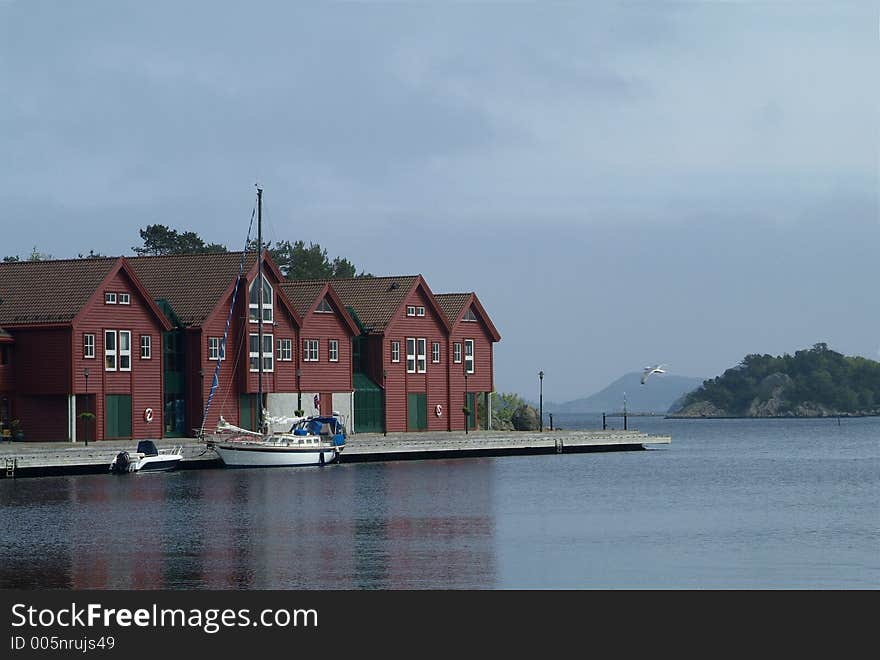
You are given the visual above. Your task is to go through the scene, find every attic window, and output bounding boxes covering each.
[119,293,130,305]
[406,306,416,317]
[248,275,274,323]
[463,308,477,322]
[416,306,425,317]
[316,297,333,313]
[105,292,117,305]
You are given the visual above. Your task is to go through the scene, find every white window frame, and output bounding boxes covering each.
[329,339,339,362]
[316,298,333,313]
[140,335,151,360]
[303,339,319,362]
[104,330,117,371]
[391,341,400,363]
[417,338,426,373]
[453,342,462,364]
[406,306,416,317]
[432,342,440,363]
[119,330,132,371]
[119,293,130,305]
[406,338,416,373]
[208,336,220,361]
[464,339,474,374]
[248,274,274,323]
[104,292,116,305]
[249,333,274,372]
[416,306,425,317]
[84,333,95,359]
[278,338,292,361]
[463,308,477,322]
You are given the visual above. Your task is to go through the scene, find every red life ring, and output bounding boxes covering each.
[435,405,443,417]
[144,408,154,423]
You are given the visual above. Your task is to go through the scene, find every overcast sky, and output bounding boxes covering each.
[1,1,877,402]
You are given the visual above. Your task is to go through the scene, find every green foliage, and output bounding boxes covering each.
[27,246,52,261]
[251,239,363,280]
[2,255,21,262]
[677,343,880,416]
[491,391,526,429]
[133,225,228,256]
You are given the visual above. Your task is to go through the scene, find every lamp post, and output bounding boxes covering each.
[296,368,302,413]
[538,371,544,432]
[83,367,89,446]
[382,369,387,436]
[464,372,469,435]
[623,391,628,431]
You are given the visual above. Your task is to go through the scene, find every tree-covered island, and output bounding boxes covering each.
[669,343,880,418]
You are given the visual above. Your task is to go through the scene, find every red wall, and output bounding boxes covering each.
[12,328,71,395]
[297,300,353,394]
[383,285,449,432]
[448,318,496,431]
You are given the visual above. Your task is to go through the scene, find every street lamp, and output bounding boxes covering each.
[382,369,387,436]
[296,368,302,413]
[464,372,469,435]
[83,367,89,446]
[538,371,544,432]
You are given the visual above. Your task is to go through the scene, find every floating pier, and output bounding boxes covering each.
[0,429,670,478]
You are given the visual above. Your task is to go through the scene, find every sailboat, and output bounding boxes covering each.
[199,187,346,468]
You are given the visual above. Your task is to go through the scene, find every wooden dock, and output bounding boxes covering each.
[0,429,670,478]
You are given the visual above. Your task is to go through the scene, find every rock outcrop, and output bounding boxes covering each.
[511,404,540,431]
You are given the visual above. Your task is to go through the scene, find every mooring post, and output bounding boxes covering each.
[602,413,606,430]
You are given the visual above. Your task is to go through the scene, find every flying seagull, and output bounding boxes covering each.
[641,364,666,385]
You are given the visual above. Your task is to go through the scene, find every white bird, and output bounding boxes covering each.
[641,364,666,385]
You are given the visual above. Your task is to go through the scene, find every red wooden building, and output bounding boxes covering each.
[128,251,303,437]
[0,257,172,441]
[435,293,502,431]
[278,281,360,422]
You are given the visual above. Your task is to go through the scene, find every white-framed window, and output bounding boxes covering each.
[303,339,319,362]
[453,342,462,364]
[432,342,440,363]
[317,298,333,313]
[391,341,400,363]
[119,293,130,305]
[104,330,117,371]
[463,307,477,322]
[406,306,416,317]
[464,339,474,374]
[406,338,416,373]
[84,334,95,359]
[417,338,426,373]
[140,335,151,359]
[249,333,274,372]
[248,274,274,323]
[278,338,292,361]
[329,339,339,362]
[416,306,425,317]
[104,292,117,305]
[208,337,220,361]
[119,330,131,371]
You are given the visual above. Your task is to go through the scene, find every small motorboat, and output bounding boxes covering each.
[109,440,183,474]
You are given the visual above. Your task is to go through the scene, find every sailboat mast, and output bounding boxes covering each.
[257,186,263,433]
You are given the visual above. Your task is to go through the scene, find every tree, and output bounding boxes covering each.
[133,225,227,256]
[27,246,52,261]
[2,255,20,262]
[254,239,362,280]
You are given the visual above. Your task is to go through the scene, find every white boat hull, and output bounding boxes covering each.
[213,444,340,468]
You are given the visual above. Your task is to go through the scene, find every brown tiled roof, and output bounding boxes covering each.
[279,281,326,317]
[0,258,118,324]
[296,275,419,333]
[127,252,257,326]
[434,293,472,324]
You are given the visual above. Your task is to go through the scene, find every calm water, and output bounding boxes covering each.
[1,415,877,589]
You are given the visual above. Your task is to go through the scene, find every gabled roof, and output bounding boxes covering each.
[304,275,419,334]
[127,251,258,326]
[0,257,119,325]
[435,292,501,342]
[279,281,360,336]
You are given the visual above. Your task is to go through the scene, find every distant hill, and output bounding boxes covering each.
[545,372,705,414]
[670,343,880,417]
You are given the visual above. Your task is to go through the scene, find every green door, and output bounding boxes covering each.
[239,394,260,431]
[407,393,427,431]
[105,394,132,438]
[466,392,476,430]
[353,372,384,433]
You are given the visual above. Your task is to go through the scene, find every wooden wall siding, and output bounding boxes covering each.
[0,349,13,392]
[448,319,496,431]
[198,285,246,432]
[383,286,450,433]
[70,268,166,440]
[298,307,353,394]
[13,394,68,441]
[12,328,71,395]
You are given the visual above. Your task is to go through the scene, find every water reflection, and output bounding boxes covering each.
[1,458,497,589]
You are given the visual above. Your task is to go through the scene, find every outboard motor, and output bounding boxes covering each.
[110,451,131,474]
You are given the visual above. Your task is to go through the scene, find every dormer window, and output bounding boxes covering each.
[105,292,117,305]
[119,293,130,305]
[316,297,333,313]
[406,306,416,317]
[463,307,477,322]
[249,275,274,323]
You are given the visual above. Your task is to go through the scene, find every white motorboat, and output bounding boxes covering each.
[206,414,346,468]
[109,440,183,474]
